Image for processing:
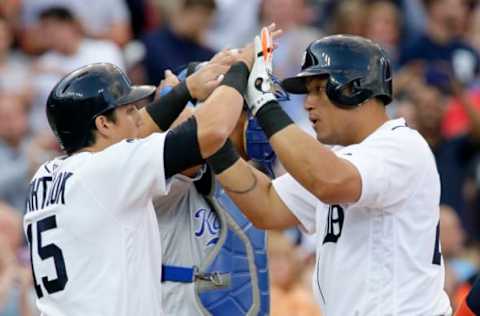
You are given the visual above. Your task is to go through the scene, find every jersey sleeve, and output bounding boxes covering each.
[272,173,319,234]
[338,129,430,209]
[84,133,171,210]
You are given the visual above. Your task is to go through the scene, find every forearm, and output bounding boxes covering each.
[138,81,193,137]
[194,62,249,158]
[215,159,293,229]
[256,102,360,203]
[208,140,298,229]
[268,125,359,203]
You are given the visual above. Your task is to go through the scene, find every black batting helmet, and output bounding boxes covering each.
[281,35,392,108]
[46,63,156,154]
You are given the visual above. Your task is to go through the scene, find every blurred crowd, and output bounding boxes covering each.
[1,0,480,315]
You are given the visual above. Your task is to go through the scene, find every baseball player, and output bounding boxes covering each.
[151,44,277,315]
[23,33,259,315]
[207,32,452,315]
[155,113,272,316]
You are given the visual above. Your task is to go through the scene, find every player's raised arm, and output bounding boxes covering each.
[153,25,283,180]
[204,29,301,229]
[137,61,229,137]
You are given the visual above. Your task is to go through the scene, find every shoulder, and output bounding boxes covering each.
[341,120,433,167]
[98,134,166,158]
[31,160,54,181]
[29,156,71,182]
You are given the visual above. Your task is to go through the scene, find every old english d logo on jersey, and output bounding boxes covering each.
[323,205,344,244]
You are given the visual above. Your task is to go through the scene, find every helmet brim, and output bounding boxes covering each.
[117,85,156,106]
[281,70,329,94]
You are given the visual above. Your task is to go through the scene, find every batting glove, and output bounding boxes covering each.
[245,28,278,116]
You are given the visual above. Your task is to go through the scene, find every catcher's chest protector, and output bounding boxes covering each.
[162,181,270,315]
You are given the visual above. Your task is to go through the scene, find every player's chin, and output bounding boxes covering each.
[315,131,332,144]
[127,127,141,140]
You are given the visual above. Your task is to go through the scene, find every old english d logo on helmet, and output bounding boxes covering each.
[281,35,393,109]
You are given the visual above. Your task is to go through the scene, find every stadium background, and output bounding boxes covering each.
[0,0,479,315]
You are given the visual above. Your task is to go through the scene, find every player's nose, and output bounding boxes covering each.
[304,95,315,111]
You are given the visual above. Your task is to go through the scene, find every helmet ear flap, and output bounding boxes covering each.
[383,57,392,83]
[326,75,372,109]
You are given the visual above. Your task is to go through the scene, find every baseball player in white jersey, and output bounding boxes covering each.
[206,32,453,315]
[23,31,262,315]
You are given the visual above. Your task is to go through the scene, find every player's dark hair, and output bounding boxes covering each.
[85,109,118,148]
[39,6,76,22]
[181,0,216,11]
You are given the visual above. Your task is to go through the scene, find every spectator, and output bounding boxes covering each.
[329,0,367,36]
[467,4,480,55]
[19,0,131,53]
[410,82,480,229]
[0,17,32,98]
[0,94,30,211]
[364,0,402,68]
[31,6,124,131]
[205,0,261,50]
[126,0,162,38]
[397,0,428,46]
[454,272,480,315]
[400,0,480,85]
[141,0,216,85]
[0,202,35,316]
[440,205,477,282]
[268,230,322,316]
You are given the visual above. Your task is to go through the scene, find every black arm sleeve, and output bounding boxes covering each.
[146,81,192,131]
[163,116,205,178]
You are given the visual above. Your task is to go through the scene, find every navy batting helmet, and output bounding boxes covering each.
[46,63,156,154]
[281,35,393,108]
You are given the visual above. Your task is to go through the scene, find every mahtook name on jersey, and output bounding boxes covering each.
[25,169,74,213]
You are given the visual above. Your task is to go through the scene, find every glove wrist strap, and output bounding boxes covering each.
[146,81,192,131]
[221,62,249,96]
[256,101,294,138]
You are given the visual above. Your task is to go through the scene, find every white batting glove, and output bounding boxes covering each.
[245,28,277,116]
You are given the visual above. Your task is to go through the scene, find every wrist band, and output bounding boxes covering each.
[207,139,240,174]
[158,85,173,97]
[221,62,249,96]
[146,81,192,131]
[187,62,203,76]
[256,101,294,138]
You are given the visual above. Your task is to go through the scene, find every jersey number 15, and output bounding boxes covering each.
[26,215,68,298]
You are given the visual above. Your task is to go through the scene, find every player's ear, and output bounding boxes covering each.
[94,115,113,137]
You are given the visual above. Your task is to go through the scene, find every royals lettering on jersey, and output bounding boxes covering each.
[194,207,220,247]
[26,171,73,212]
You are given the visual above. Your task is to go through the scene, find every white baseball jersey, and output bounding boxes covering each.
[154,173,220,316]
[273,118,452,316]
[23,134,170,316]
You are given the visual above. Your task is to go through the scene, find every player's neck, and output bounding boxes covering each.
[78,139,117,154]
[347,104,389,144]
